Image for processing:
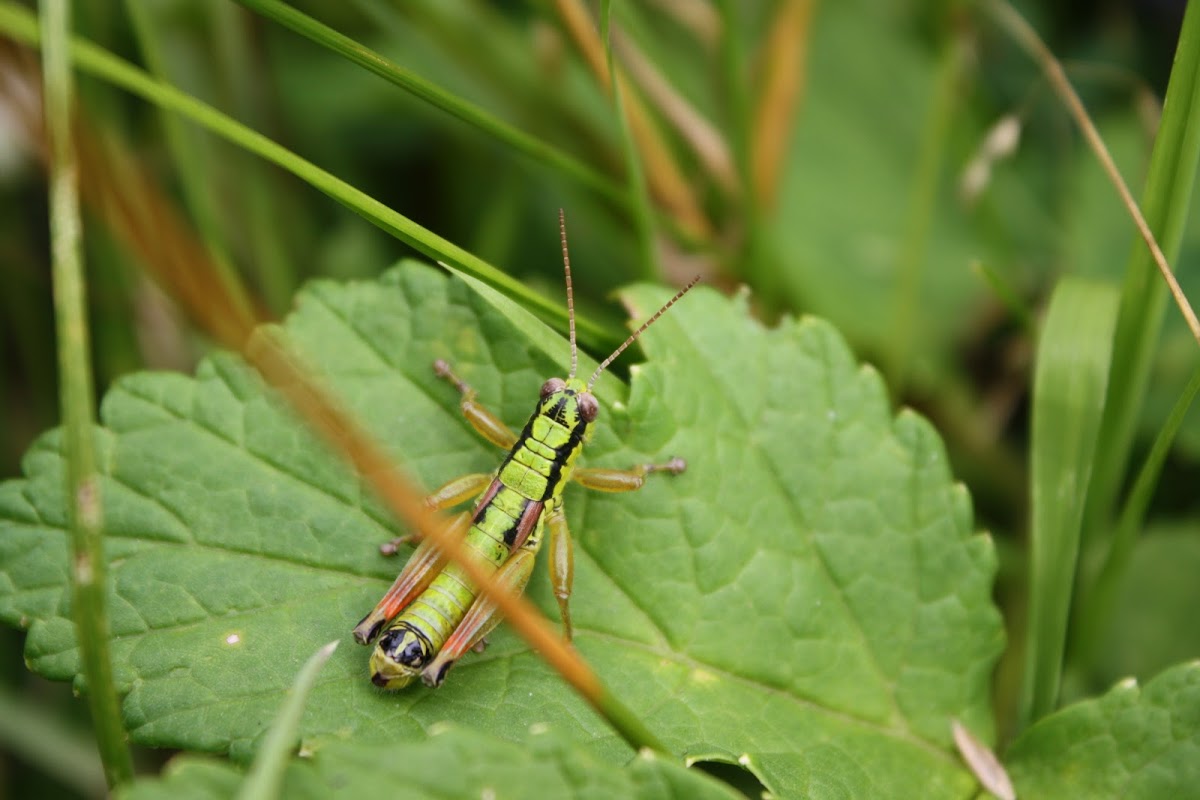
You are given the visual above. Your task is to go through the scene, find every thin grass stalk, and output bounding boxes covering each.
[37,0,133,786]
[985,0,1200,346]
[1079,0,1200,548]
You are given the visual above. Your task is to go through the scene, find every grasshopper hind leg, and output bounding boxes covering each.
[421,548,536,687]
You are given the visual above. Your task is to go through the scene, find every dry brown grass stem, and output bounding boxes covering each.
[986,0,1200,347]
[553,0,711,239]
[752,0,815,211]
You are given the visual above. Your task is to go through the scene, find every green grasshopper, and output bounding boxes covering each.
[352,212,696,689]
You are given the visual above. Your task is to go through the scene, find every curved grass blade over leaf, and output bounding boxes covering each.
[1022,278,1119,727]
[0,264,1002,798]
[236,640,337,800]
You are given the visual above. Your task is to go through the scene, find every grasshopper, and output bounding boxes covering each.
[352,212,696,689]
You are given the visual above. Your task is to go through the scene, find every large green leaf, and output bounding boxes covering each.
[0,262,1002,797]
[1008,663,1200,799]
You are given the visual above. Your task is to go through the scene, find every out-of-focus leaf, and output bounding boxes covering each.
[1008,663,1200,799]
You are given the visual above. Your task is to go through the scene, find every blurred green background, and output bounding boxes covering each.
[1,0,1198,796]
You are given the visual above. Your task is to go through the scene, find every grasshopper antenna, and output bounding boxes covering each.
[588,276,700,390]
[559,209,578,380]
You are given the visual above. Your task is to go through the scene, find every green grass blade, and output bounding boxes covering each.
[37,0,134,786]
[1083,0,1200,542]
[885,26,967,395]
[233,0,627,209]
[0,684,107,797]
[121,0,255,321]
[713,0,761,286]
[972,259,1035,337]
[1021,278,1119,728]
[601,1,656,279]
[236,640,338,800]
[0,1,623,353]
[1073,363,1200,664]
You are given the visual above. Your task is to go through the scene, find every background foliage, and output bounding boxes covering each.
[0,0,1198,797]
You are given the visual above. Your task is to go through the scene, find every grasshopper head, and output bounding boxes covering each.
[538,376,598,429]
[369,623,433,690]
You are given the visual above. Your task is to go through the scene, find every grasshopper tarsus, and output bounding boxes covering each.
[379,535,415,557]
[655,456,687,475]
[433,359,470,395]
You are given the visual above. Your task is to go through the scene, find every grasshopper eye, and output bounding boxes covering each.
[577,393,598,423]
[541,378,566,398]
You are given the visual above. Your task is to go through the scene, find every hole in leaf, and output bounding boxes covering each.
[690,757,769,798]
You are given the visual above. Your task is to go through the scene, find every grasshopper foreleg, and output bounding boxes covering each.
[434,359,518,450]
[572,457,687,492]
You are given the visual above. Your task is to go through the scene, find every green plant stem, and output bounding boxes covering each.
[38,0,133,787]
[0,1,623,354]
[601,0,656,279]
[1076,0,1200,546]
[233,0,628,210]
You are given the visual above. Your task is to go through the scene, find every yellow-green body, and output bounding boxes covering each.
[352,210,695,690]
[364,378,593,689]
